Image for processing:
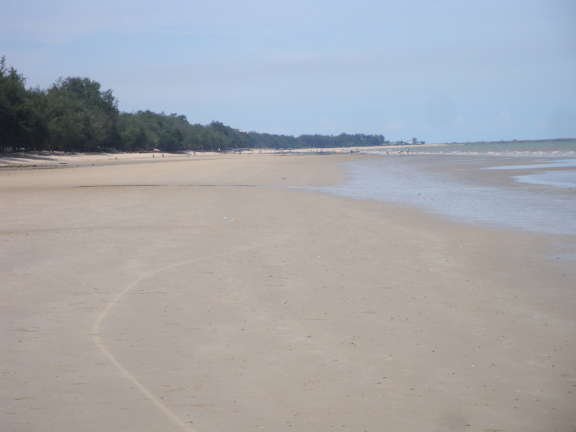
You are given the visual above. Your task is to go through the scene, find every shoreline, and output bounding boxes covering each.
[1,154,574,431]
[0,143,485,169]
[318,154,576,236]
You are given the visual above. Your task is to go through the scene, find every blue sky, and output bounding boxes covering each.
[1,0,575,142]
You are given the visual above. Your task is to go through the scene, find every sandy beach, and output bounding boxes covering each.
[1,153,575,431]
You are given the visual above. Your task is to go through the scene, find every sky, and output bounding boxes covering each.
[1,0,575,143]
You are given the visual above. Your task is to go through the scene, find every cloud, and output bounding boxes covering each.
[385,122,406,132]
[546,107,576,138]
[496,111,512,123]
[423,95,458,129]
[2,0,574,141]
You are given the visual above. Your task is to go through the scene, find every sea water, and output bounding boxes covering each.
[312,141,576,235]
[483,158,576,189]
[380,140,576,157]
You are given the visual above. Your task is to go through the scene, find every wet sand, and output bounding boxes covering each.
[323,155,576,235]
[1,154,575,431]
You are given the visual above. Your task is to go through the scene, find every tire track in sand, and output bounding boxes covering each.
[91,252,238,432]
[91,197,336,430]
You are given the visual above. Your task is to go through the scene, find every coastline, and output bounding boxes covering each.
[1,154,574,431]
[317,154,576,235]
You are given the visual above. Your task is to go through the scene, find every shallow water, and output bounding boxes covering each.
[370,140,576,157]
[480,158,576,188]
[310,155,576,235]
[513,171,576,188]
[483,159,576,170]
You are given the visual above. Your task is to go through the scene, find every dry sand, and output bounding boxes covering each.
[1,154,575,432]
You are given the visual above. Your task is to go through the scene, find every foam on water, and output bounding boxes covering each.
[483,159,576,170]
[368,140,576,157]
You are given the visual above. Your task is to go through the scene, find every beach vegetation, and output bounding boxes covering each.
[0,56,47,152]
[0,57,387,153]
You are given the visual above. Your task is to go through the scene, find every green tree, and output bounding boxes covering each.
[0,57,47,152]
[44,77,120,151]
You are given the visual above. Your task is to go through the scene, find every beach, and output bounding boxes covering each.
[1,153,575,431]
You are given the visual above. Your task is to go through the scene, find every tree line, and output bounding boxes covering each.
[0,57,386,153]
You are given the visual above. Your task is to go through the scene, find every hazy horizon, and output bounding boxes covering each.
[2,0,575,143]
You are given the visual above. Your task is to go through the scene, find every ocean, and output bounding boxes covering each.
[312,140,576,235]
[378,139,576,157]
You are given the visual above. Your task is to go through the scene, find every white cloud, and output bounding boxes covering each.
[1,0,574,141]
[497,111,512,123]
